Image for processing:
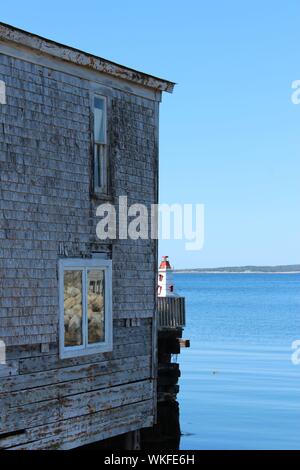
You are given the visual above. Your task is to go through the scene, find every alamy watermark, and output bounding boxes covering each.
[0,340,6,365]
[291,340,300,365]
[291,80,300,104]
[95,196,204,251]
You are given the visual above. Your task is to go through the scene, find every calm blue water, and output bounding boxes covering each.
[175,273,300,450]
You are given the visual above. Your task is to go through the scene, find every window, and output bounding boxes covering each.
[59,258,112,358]
[93,95,108,194]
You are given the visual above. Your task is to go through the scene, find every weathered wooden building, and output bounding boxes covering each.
[0,22,174,449]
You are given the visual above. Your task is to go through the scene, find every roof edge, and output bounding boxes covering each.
[0,22,175,93]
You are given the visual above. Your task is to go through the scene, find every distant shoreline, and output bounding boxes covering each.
[174,271,300,274]
[173,265,300,274]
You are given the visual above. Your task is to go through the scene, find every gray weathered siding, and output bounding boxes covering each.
[0,43,159,449]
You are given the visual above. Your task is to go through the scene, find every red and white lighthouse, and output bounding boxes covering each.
[157,256,177,297]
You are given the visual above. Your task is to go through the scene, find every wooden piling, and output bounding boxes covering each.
[141,296,188,450]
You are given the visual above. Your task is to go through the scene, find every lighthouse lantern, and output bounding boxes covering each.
[157,256,177,297]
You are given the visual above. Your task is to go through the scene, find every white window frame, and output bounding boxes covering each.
[93,94,108,195]
[59,258,112,359]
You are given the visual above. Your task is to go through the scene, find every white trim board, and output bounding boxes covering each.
[0,40,164,102]
[58,258,113,359]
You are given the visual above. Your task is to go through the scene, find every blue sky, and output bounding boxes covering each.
[2,1,300,268]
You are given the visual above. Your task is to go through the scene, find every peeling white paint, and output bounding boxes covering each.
[0,23,175,93]
[0,80,6,104]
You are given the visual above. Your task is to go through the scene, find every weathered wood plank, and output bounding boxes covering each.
[8,414,154,450]
[0,380,153,434]
[0,399,153,449]
[1,365,151,408]
[0,361,18,378]
[179,339,190,348]
[18,341,151,374]
[6,343,58,360]
[0,355,150,394]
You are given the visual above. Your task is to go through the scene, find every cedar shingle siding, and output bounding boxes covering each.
[0,24,173,449]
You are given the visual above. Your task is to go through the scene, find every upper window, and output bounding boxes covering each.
[59,258,112,358]
[93,95,108,194]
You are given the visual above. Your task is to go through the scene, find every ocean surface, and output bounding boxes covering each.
[175,273,300,450]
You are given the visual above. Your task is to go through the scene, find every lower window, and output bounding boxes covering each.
[59,258,112,358]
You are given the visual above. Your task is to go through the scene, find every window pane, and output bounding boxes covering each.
[64,270,83,347]
[94,144,106,190]
[88,270,105,344]
[94,97,105,143]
